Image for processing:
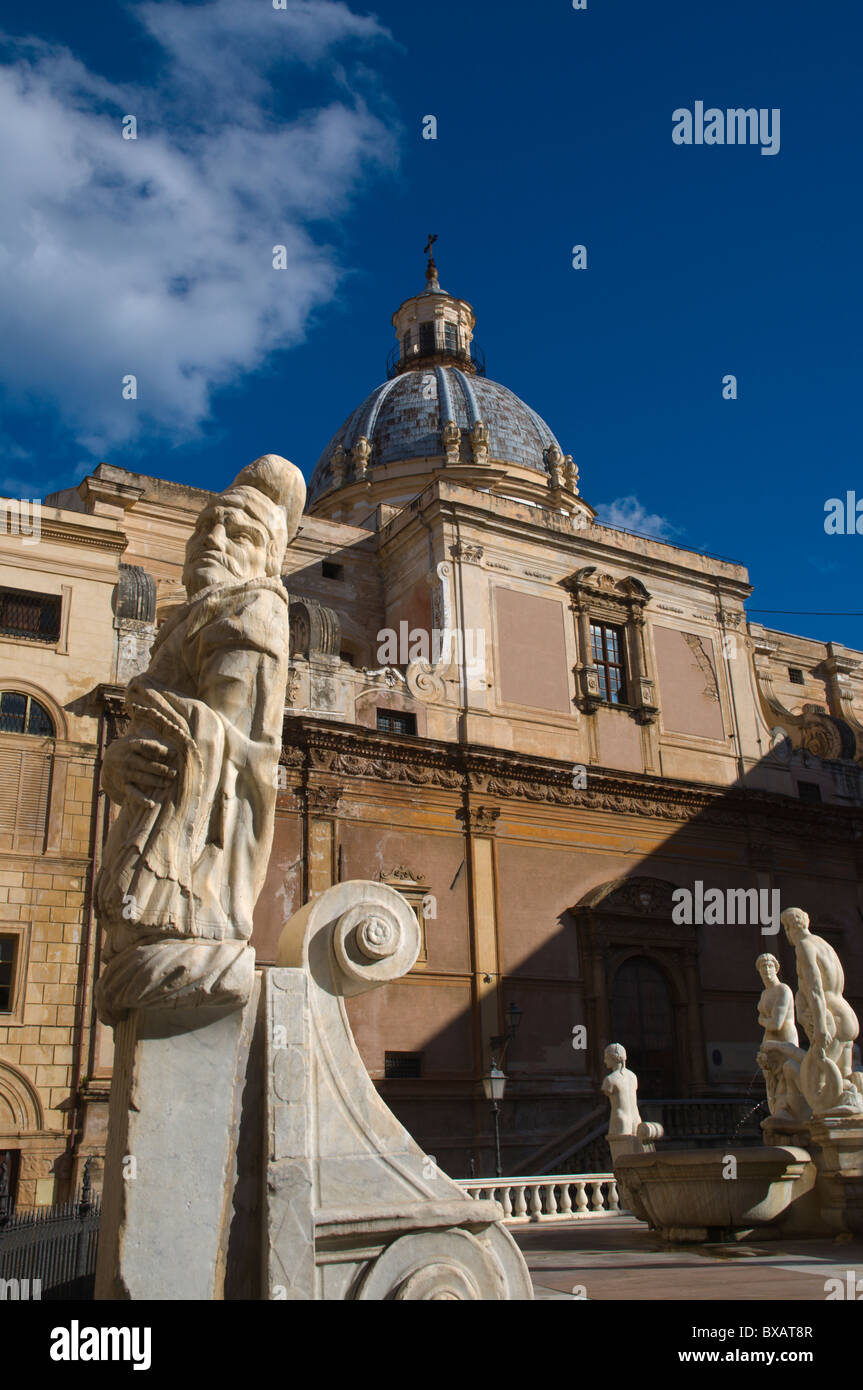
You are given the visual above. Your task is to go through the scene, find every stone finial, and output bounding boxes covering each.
[441,419,461,465]
[330,445,347,488]
[470,420,489,467]
[352,436,372,482]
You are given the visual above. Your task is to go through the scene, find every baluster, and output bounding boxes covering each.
[589,1180,604,1211]
[500,1185,513,1219]
[529,1183,543,1221]
[607,1179,620,1212]
[544,1183,558,1219]
[574,1180,588,1214]
[559,1181,573,1217]
[514,1184,528,1219]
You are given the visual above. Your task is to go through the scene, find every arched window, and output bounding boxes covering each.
[0,691,54,852]
[0,691,55,737]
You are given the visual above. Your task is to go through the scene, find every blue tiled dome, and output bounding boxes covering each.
[308,367,563,504]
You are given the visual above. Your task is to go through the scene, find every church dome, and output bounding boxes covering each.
[306,246,586,523]
[307,368,565,506]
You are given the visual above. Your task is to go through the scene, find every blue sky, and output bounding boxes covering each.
[1,0,861,646]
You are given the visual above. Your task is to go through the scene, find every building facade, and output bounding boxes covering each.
[2,257,862,1193]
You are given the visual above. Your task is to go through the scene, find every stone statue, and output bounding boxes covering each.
[781,907,863,1116]
[755,953,809,1123]
[94,454,306,1025]
[602,1043,643,1138]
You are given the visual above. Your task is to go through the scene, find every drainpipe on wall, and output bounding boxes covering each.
[66,695,109,1186]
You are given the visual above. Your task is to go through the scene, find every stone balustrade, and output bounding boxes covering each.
[457,1174,621,1224]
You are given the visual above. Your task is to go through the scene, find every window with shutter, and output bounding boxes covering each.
[0,742,52,851]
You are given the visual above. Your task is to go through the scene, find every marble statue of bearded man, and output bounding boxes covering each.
[95,454,305,1025]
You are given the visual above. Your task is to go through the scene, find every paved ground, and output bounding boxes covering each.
[512,1215,863,1301]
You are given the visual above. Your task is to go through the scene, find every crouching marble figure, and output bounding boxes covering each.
[95,454,305,1025]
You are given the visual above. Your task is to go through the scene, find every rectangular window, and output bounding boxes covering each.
[788,667,805,685]
[321,561,343,581]
[418,322,436,354]
[590,621,627,704]
[385,1051,422,1079]
[0,935,17,1012]
[444,323,458,353]
[376,709,417,736]
[0,744,52,852]
[797,780,822,804]
[0,588,62,644]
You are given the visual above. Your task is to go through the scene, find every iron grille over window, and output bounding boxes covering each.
[0,936,16,1012]
[385,1051,422,1079]
[590,621,627,704]
[444,323,458,352]
[377,709,417,736]
[0,692,54,736]
[418,322,436,354]
[0,588,61,644]
[788,667,805,685]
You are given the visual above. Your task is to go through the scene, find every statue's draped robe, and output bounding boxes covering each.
[95,577,289,1021]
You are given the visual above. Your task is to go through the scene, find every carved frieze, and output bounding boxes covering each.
[279,721,861,844]
[456,806,500,833]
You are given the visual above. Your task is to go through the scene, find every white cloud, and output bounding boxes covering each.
[594,495,681,541]
[0,1,395,452]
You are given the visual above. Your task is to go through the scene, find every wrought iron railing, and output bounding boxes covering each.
[0,1159,101,1299]
[386,341,486,379]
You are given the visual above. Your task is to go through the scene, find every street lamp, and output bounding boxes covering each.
[482,1063,507,1178]
[481,1003,523,1179]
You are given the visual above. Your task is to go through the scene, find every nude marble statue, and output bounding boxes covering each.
[780,907,863,1117]
[755,953,808,1123]
[602,1043,643,1137]
[95,454,305,1024]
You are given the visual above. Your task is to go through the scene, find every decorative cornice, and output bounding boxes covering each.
[279,716,862,844]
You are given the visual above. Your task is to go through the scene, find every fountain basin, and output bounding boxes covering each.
[615,1146,815,1242]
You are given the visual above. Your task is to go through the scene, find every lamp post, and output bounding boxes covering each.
[482,1064,506,1178]
[482,1001,523,1179]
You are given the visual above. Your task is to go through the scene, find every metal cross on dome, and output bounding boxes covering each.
[424,233,437,259]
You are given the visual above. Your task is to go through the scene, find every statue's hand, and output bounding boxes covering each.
[105,737,178,804]
[814,1027,833,1052]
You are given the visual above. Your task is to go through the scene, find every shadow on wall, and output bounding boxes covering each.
[298,735,863,1180]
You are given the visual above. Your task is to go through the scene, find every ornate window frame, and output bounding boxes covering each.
[562,567,659,725]
[378,866,430,966]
